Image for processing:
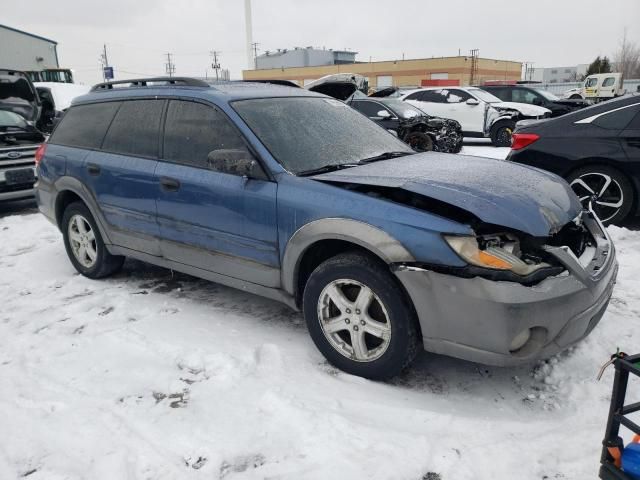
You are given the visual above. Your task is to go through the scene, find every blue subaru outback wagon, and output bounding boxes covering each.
[35,77,617,379]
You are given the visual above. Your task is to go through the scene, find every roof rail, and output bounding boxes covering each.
[91,77,209,91]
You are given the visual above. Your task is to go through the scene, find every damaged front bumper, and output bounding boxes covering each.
[393,211,618,366]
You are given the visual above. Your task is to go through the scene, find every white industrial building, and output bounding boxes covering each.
[0,24,59,71]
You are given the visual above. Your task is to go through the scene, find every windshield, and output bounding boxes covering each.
[534,88,560,101]
[233,97,412,174]
[0,110,27,129]
[468,88,503,103]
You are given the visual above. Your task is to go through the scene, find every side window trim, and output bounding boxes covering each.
[159,98,273,181]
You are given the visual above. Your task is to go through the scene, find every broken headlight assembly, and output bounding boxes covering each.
[443,233,563,284]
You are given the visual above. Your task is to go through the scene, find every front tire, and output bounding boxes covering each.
[62,202,125,278]
[404,131,434,152]
[567,165,634,225]
[303,252,419,380]
[490,121,515,147]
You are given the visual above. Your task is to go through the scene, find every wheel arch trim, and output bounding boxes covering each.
[53,176,113,245]
[281,217,415,296]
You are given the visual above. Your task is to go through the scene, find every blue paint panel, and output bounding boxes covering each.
[155,161,279,269]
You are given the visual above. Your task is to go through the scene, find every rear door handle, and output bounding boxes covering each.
[87,163,101,176]
[159,176,180,192]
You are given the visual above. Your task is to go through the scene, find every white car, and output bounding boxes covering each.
[400,87,551,146]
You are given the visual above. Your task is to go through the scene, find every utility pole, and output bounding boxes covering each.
[244,0,254,70]
[469,48,479,86]
[210,51,221,81]
[251,42,260,69]
[99,44,110,81]
[164,53,176,77]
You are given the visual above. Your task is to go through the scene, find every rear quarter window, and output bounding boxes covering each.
[593,105,639,130]
[49,102,120,149]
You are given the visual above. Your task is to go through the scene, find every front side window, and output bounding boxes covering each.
[233,97,411,174]
[352,101,392,118]
[49,101,121,149]
[445,89,472,103]
[585,77,598,87]
[163,100,248,171]
[512,89,539,104]
[102,99,164,158]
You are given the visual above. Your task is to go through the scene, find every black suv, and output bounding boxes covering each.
[482,85,590,118]
[0,69,45,202]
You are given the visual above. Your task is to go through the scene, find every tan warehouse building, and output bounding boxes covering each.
[243,56,522,88]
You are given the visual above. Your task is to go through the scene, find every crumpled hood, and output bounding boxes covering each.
[312,153,582,237]
[491,101,550,117]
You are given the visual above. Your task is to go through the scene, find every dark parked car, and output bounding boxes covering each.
[482,85,591,117]
[349,97,463,153]
[37,77,617,379]
[0,69,45,202]
[508,94,640,225]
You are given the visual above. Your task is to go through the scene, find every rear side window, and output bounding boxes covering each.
[162,100,246,169]
[50,102,120,149]
[593,105,639,130]
[421,90,448,103]
[404,91,423,101]
[602,77,615,87]
[102,99,164,157]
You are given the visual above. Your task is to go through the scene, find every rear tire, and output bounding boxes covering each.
[61,202,125,279]
[303,251,420,380]
[404,131,434,152]
[566,165,634,225]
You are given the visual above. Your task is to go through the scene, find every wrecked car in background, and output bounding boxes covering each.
[38,78,618,380]
[349,96,463,152]
[400,86,551,147]
[305,74,462,153]
[1,69,45,202]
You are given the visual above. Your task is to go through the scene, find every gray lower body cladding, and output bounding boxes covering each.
[394,214,618,366]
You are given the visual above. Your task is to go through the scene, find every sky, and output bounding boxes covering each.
[4,0,640,85]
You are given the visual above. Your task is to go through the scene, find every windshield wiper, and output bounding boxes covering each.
[358,151,413,164]
[297,163,360,177]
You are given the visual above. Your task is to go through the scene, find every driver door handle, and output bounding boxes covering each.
[159,176,180,192]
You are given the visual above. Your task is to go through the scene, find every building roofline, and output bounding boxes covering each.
[0,23,57,44]
[245,55,521,73]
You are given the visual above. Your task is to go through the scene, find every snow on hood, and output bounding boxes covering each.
[34,82,91,111]
[312,153,582,237]
[491,101,550,117]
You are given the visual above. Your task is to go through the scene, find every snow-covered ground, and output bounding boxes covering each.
[1,146,639,480]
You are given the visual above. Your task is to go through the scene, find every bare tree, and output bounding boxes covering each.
[613,28,640,78]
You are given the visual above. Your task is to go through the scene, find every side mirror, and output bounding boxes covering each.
[466,98,480,106]
[207,149,265,179]
[376,110,392,119]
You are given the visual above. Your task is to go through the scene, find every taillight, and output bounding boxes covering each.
[510,133,540,151]
[34,143,47,166]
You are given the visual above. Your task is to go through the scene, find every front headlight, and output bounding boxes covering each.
[444,235,549,276]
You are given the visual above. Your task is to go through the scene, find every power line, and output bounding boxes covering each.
[165,53,176,77]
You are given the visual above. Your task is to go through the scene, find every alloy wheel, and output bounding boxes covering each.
[68,214,98,268]
[317,279,392,362]
[570,172,624,223]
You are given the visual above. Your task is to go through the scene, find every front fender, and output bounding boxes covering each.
[281,217,415,295]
